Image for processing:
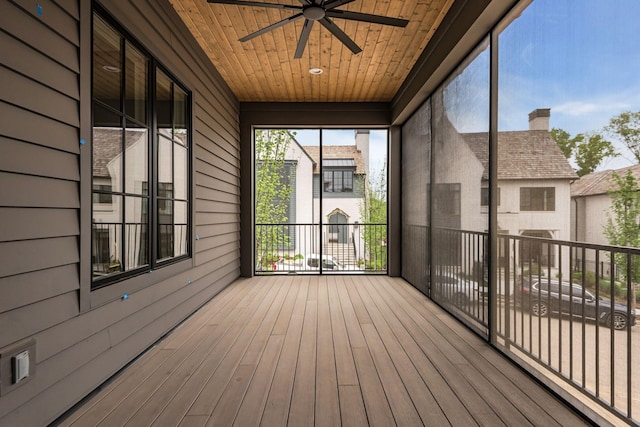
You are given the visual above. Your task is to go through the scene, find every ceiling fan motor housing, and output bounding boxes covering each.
[303,5,326,21]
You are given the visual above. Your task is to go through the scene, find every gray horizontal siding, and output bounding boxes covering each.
[0,2,79,72]
[0,137,79,181]
[0,0,241,424]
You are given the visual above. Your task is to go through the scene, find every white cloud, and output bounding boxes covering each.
[553,100,631,117]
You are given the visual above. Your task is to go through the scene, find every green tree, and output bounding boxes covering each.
[603,170,640,283]
[574,132,617,177]
[550,128,617,176]
[550,128,580,158]
[359,162,387,270]
[255,129,293,268]
[606,111,640,163]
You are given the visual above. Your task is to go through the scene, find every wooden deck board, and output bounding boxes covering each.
[315,277,341,427]
[60,276,589,427]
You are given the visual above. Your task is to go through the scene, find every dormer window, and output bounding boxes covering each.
[322,158,355,193]
[323,170,354,192]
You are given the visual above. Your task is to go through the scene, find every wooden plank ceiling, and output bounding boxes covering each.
[169,0,454,102]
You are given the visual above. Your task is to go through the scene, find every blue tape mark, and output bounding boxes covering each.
[36,5,43,17]
[80,138,86,146]
[122,293,129,300]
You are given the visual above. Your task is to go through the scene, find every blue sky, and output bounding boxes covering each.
[498,0,640,169]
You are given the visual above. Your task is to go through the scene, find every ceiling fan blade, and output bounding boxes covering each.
[239,13,304,42]
[294,19,314,59]
[325,10,409,27]
[323,0,355,10]
[319,17,361,55]
[207,0,301,11]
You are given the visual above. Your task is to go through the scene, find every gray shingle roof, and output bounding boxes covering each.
[571,164,640,197]
[463,130,578,181]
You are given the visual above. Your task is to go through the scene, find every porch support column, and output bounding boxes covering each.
[388,125,402,276]
[240,118,254,277]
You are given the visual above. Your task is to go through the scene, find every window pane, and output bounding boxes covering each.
[323,171,333,192]
[125,42,148,124]
[92,195,123,279]
[520,187,555,211]
[125,122,148,195]
[124,196,148,269]
[344,171,353,191]
[174,86,188,145]
[158,200,174,260]
[156,70,172,140]
[481,187,489,206]
[158,182,173,215]
[93,15,122,111]
[175,201,188,257]
[174,144,188,200]
[93,103,123,193]
[158,135,173,190]
[334,171,343,192]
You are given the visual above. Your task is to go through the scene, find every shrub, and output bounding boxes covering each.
[522,262,544,277]
[570,271,597,288]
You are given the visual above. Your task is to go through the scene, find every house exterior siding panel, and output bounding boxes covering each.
[0,1,79,72]
[0,137,79,181]
[0,0,240,424]
[0,30,79,99]
[0,265,78,314]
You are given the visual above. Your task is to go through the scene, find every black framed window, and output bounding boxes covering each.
[481,187,500,206]
[91,10,191,288]
[323,170,354,193]
[520,187,555,211]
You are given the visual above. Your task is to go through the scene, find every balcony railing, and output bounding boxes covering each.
[430,227,489,335]
[92,222,188,277]
[255,223,386,274]
[429,227,639,425]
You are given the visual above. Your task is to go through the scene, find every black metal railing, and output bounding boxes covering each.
[430,227,489,335]
[426,227,639,424]
[92,222,187,276]
[255,223,386,274]
[496,234,638,424]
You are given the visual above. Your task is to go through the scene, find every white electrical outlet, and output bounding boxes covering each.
[13,351,29,384]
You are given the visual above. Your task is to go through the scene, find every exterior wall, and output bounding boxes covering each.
[573,193,615,274]
[497,179,572,241]
[0,1,240,425]
[285,140,315,256]
[286,141,314,226]
[574,194,611,245]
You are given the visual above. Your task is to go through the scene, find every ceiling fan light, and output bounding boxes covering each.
[309,68,323,75]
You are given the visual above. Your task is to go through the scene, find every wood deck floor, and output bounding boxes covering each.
[58,275,589,426]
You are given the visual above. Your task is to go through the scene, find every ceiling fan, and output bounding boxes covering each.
[207,0,409,58]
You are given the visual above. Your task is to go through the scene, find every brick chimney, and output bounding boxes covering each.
[528,108,551,131]
[355,129,369,174]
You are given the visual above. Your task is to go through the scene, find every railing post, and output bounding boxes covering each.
[503,235,510,349]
